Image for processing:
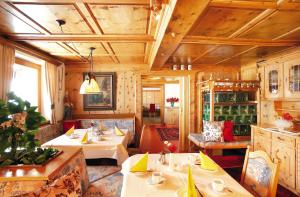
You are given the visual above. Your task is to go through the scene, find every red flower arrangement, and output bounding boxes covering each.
[166,97,179,103]
[282,113,293,121]
[163,141,177,153]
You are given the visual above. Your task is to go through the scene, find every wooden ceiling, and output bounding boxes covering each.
[0,0,299,70]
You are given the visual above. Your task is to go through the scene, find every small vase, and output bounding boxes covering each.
[171,102,175,107]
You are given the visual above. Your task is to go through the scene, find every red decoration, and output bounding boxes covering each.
[163,141,177,153]
[282,113,293,121]
[166,97,179,103]
[223,121,234,142]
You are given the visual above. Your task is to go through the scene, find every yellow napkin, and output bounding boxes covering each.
[99,122,107,131]
[65,126,74,136]
[115,126,124,136]
[130,153,148,172]
[199,151,218,171]
[187,166,197,197]
[81,132,88,143]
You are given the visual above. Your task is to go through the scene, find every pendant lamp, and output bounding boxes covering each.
[79,47,100,94]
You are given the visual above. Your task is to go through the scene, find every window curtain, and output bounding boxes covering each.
[45,62,57,124]
[0,44,15,101]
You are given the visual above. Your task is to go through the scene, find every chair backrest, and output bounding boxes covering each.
[149,103,155,111]
[241,146,280,197]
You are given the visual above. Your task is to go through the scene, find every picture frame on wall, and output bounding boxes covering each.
[83,72,116,111]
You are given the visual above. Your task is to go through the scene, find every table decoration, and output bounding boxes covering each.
[199,152,218,171]
[187,166,197,197]
[65,126,75,136]
[81,132,88,144]
[0,92,58,166]
[130,153,148,172]
[166,97,179,107]
[275,112,293,131]
[115,126,125,136]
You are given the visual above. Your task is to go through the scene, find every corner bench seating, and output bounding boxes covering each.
[188,133,251,168]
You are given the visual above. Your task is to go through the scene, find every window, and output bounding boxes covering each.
[11,58,41,111]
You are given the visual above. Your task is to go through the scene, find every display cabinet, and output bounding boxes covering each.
[200,80,259,137]
[284,58,300,98]
[264,63,284,99]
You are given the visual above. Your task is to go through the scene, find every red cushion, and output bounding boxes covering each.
[223,121,234,142]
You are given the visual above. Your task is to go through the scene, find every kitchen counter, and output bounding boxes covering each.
[251,124,300,138]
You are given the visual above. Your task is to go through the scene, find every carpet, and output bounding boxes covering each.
[156,127,179,141]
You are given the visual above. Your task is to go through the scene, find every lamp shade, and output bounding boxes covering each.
[79,78,100,94]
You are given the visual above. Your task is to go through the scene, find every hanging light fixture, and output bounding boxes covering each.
[80,47,100,94]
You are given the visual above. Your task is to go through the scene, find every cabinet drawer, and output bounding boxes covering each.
[272,133,295,148]
[255,128,272,138]
[253,135,271,155]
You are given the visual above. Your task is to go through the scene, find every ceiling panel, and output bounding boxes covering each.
[89,4,149,34]
[189,7,262,37]
[194,45,252,64]
[117,56,144,63]
[91,56,114,64]
[27,42,72,54]
[0,6,39,34]
[167,56,196,64]
[173,44,216,57]
[281,29,300,40]
[13,3,93,34]
[110,43,145,55]
[65,42,108,55]
[239,11,300,39]
[221,46,291,65]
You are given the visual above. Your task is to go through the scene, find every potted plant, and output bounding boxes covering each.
[0,92,58,166]
[166,97,179,107]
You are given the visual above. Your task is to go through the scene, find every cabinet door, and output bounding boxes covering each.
[284,58,300,98]
[272,143,296,189]
[253,135,271,155]
[265,64,284,99]
[258,66,265,99]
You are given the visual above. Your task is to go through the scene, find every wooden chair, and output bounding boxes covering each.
[241,146,280,197]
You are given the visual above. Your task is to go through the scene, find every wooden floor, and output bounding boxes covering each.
[139,124,179,154]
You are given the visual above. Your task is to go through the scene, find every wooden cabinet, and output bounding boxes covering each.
[264,63,284,99]
[284,58,300,98]
[272,142,296,189]
[252,128,271,154]
[251,126,299,194]
[164,107,179,126]
[296,139,300,193]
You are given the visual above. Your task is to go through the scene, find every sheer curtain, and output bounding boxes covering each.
[0,44,15,101]
[45,62,57,124]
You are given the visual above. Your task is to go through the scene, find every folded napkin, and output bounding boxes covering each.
[115,126,125,136]
[99,122,107,131]
[130,153,148,172]
[199,151,218,171]
[81,132,88,143]
[187,166,197,197]
[65,126,75,136]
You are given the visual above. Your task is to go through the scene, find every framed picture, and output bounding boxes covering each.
[83,72,116,111]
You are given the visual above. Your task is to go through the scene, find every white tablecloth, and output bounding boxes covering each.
[42,129,129,165]
[121,154,253,197]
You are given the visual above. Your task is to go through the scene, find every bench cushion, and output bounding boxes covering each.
[189,133,250,149]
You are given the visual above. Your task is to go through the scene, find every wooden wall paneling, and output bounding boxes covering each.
[88,4,149,34]
[124,71,136,113]
[12,3,93,34]
[117,56,144,64]
[135,72,142,146]
[116,72,125,113]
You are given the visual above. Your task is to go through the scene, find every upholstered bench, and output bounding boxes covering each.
[188,133,251,150]
[188,133,251,168]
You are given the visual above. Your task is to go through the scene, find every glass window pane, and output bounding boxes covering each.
[11,64,38,107]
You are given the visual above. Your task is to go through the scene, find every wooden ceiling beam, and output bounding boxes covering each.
[182,36,299,47]
[149,0,211,70]
[4,0,149,4]
[210,0,300,10]
[8,34,155,42]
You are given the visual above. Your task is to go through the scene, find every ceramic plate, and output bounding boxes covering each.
[208,183,230,195]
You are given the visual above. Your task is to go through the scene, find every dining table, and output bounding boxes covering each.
[121,153,253,197]
[42,129,130,165]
